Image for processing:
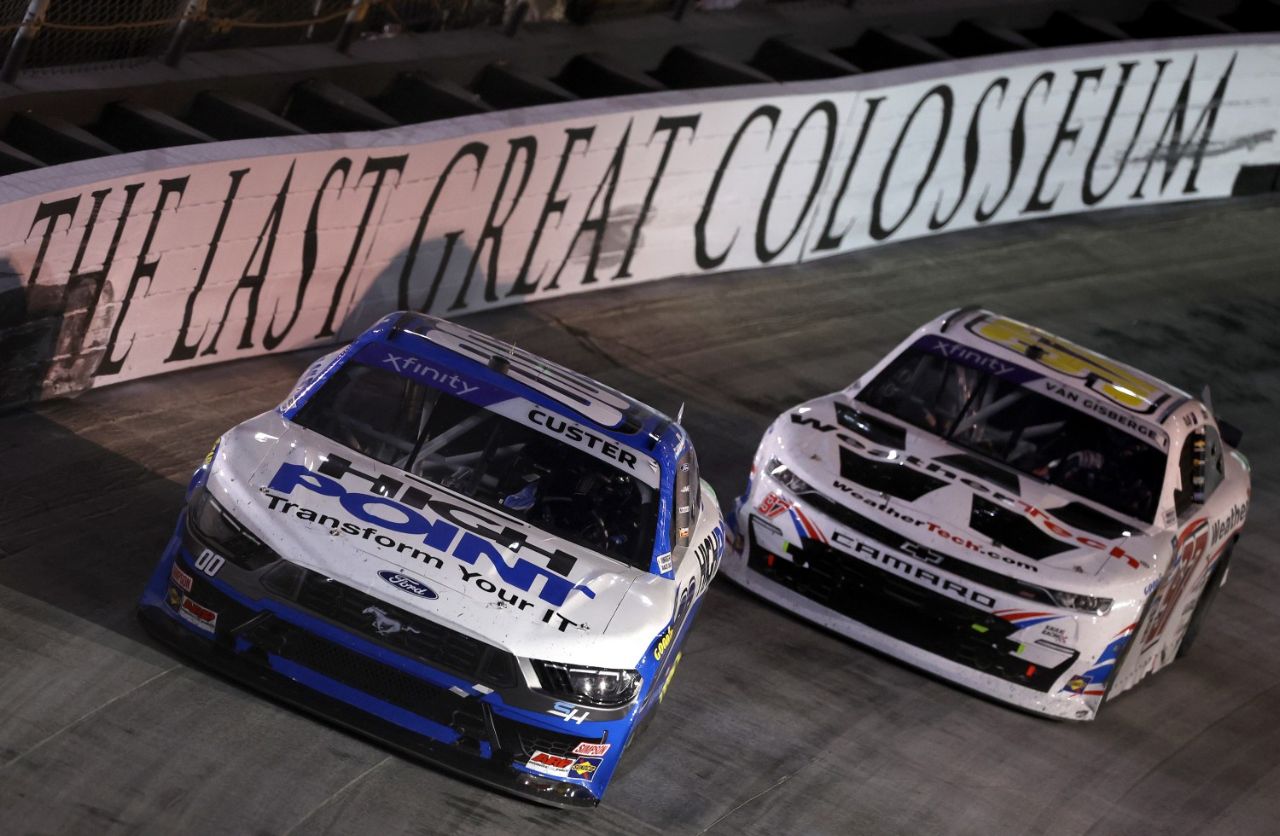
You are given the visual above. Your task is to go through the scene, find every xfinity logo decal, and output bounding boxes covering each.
[923,336,1038,382]
[377,570,438,600]
[381,352,481,397]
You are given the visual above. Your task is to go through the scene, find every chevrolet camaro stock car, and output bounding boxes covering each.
[723,307,1251,721]
[137,312,725,807]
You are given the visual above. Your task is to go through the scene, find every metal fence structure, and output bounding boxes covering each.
[8,1,1260,83]
[0,0,1138,81]
[0,0,572,79]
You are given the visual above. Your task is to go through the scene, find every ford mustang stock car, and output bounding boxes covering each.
[137,312,724,807]
[723,307,1250,720]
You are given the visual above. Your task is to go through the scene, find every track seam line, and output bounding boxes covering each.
[697,758,816,835]
[0,665,179,771]
[280,755,393,835]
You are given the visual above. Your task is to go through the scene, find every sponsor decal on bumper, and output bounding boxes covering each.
[572,741,611,757]
[178,595,218,633]
[526,751,575,779]
[725,496,1136,719]
[570,757,602,781]
[171,562,193,592]
[138,533,625,806]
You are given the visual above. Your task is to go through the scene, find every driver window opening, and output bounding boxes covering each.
[1174,429,1205,517]
[1202,426,1225,500]
[673,449,699,551]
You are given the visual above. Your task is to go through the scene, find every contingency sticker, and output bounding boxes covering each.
[570,757,602,781]
[526,751,574,779]
[178,596,218,633]
[171,562,194,592]
[572,742,610,757]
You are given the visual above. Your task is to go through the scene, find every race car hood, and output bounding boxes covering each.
[770,394,1161,585]
[204,412,671,668]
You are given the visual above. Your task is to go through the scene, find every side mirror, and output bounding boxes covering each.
[1218,417,1244,449]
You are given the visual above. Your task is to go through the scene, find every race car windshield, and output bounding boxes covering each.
[857,346,1166,522]
[294,362,658,570]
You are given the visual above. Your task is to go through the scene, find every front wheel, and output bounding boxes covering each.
[1177,540,1235,658]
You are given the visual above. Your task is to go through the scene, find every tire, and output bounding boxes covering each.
[1177,540,1235,658]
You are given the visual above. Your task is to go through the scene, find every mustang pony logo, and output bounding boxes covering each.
[362,606,421,637]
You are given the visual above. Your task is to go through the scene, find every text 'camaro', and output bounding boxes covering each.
[723,308,1249,720]
[137,312,724,806]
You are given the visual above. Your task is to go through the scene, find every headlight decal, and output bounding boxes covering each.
[1042,588,1113,617]
[758,460,828,546]
[187,489,279,571]
[532,660,642,709]
[767,457,817,495]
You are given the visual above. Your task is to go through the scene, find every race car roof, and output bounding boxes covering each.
[921,307,1191,435]
[361,311,679,455]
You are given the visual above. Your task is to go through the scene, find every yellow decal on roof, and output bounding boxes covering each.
[968,315,1168,415]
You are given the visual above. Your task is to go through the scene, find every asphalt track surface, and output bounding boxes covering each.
[3,196,1279,836]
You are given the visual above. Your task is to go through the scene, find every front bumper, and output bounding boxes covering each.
[722,485,1136,721]
[137,527,634,808]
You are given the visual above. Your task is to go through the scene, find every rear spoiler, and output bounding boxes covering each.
[1218,417,1244,449]
[1203,384,1244,448]
[940,304,982,333]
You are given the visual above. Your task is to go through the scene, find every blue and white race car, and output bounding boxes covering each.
[137,312,723,807]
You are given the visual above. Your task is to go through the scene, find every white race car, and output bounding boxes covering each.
[138,312,723,806]
[723,308,1250,720]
